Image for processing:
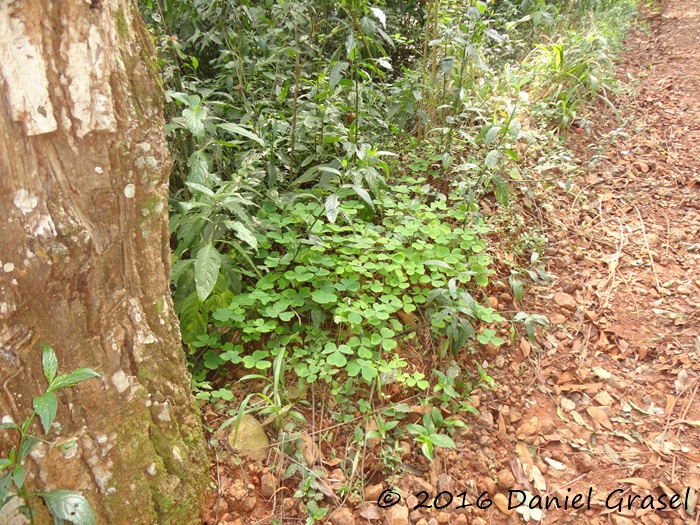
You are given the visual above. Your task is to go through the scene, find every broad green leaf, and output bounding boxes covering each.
[429,433,456,449]
[329,62,349,90]
[326,351,347,368]
[51,369,100,391]
[343,184,375,211]
[20,437,40,460]
[485,149,500,168]
[225,221,257,249]
[194,243,221,301]
[42,345,58,384]
[187,150,209,184]
[311,289,337,305]
[217,123,265,146]
[33,391,57,433]
[183,106,207,137]
[40,490,96,525]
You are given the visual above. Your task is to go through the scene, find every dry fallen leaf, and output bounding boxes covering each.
[617,477,653,490]
[587,406,613,430]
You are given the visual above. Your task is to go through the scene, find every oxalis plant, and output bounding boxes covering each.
[0,345,100,525]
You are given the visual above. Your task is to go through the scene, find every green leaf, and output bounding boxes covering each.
[325,194,339,224]
[40,490,96,525]
[429,433,456,449]
[343,184,375,211]
[33,391,57,433]
[42,345,58,384]
[329,62,349,90]
[20,437,40,460]
[51,369,100,391]
[326,351,347,368]
[183,105,207,137]
[217,123,265,146]
[194,243,221,301]
[347,312,362,325]
[225,221,257,249]
[311,289,337,305]
[12,466,24,490]
[485,149,500,168]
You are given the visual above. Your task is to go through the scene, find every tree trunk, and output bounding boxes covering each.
[0,1,208,524]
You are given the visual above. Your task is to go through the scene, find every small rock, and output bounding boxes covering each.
[493,493,514,516]
[260,472,277,498]
[415,520,428,525]
[497,469,515,490]
[575,454,594,473]
[282,497,295,511]
[554,292,577,311]
[509,408,522,422]
[560,398,576,411]
[399,441,412,460]
[477,410,494,429]
[330,507,355,525]
[330,468,346,484]
[611,516,634,525]
[494,355,506,368]
[539,418,555,434]
[517,417,538,437]
[484,477,497,497]
[384,504,409,525]
[301,434,320,466]
[226,414,269,461]
[364,483,384,501]
[437,511,449,523]
[242,495,256,511]
[488,296,499,309]
[454,515,468,525]
[645,233,661,247]
[550,313,567,324]
[594,391,614,407]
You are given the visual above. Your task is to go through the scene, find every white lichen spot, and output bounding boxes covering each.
[145,400,152,407]
[139,142,152,152]
[33,214,56,237]
[13,190,38,214]
[124,184,135,198]
[157,403,171,422]
[146,463,156,476]
[133,157,145,170]
[154,201,164,214]
[95,166,104,174]
[111,370,130,393]
[3,263,12,273]
[172,447,183,464]
[1,415,14,425]
[141,208,150,217]
[0,4,57,135]
[96,434,108,444]
[145,156,157,169]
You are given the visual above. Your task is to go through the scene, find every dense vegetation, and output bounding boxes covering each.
[140,0,637,518]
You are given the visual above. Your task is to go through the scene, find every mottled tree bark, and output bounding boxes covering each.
[0,1,208,524]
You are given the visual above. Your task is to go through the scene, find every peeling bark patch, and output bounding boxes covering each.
[0,4,57,135]
[13,189,38,214]
[62,21,117,137]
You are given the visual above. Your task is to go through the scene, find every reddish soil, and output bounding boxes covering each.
[202,1,700,524]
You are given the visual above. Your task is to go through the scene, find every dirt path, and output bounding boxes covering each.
[448,1,700,524]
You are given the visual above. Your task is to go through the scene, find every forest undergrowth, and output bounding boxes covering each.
[139,0,642,520]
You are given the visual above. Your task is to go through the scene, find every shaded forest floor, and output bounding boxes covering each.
[203,1,700,524]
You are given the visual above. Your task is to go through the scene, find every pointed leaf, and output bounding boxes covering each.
[217,123,265,146]
[429,433,456,449]
[485,149,500,168]
[329,62,349,90]
[33,391,57,433]
[40,490,96,525]
[51,369,100,391]
[183,106,207,137]
[194,243,221,301]
[42,345,58,384]
[325,194,339,224]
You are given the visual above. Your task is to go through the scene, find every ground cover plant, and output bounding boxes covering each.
[140,0,641,520]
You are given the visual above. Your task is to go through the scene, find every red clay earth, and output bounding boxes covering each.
[201,1,700,524]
